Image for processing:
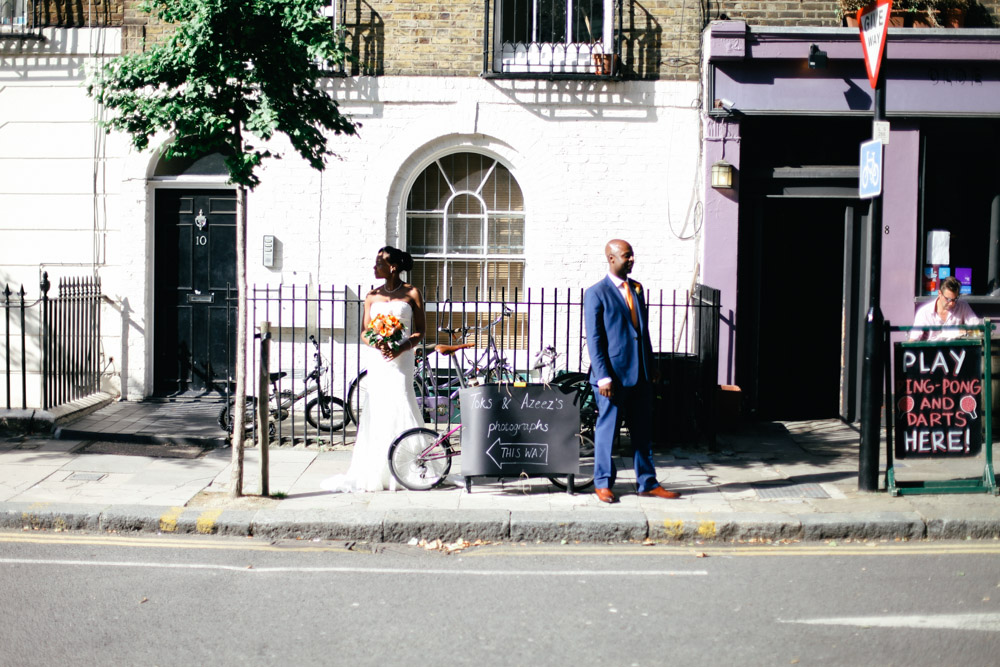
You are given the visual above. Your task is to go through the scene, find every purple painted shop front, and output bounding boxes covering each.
[702,22,1000,421]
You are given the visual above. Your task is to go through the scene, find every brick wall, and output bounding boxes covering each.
[32,0,124,27]
[61,1,999,74]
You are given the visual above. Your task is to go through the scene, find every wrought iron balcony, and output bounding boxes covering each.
[482,0,622,79]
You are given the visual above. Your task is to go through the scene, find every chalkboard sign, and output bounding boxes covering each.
[893,340,983,458]
[459,384,581,477]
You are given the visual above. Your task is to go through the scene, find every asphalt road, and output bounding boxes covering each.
[1,533,998,666]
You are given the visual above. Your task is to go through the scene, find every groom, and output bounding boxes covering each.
[584,239,680,503]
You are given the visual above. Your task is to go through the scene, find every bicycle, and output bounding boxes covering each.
[386,338,595,491]
[218,334,346,439]
[346,306,521,426]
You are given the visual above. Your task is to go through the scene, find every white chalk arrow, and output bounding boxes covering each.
[485,439,549,468]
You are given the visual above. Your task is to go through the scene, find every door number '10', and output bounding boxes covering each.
[196,235,208,246]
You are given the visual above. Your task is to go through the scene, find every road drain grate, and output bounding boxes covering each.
[754,483,830,499]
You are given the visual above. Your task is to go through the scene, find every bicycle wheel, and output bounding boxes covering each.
[555,372,599,435]
[305,395,347,432]
[548,432,596,491]
[219,398,257,433]
[345,371,368,425]
[219,398,276,441]
[388,427,453,491]
[348,370,427,425]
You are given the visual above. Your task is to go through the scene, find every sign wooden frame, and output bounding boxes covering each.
[885,319,998,496]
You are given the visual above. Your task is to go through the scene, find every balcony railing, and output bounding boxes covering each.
[0,0,35,40]
[483,0,622,79]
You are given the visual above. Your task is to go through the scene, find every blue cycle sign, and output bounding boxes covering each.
[859,139,883,199]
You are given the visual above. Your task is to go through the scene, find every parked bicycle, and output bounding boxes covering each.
[218,334,346,439]
[346,306,522,426]
[386,337,595,491]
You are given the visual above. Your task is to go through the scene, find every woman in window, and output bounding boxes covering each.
[322,246,426,492]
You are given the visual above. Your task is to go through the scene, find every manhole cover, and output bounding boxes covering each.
[67,472,107,482]
[80,441,209,459]
[754,483,830,499]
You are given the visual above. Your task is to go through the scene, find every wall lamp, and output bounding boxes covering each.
[808,44,828,69]
[711,161,734,189]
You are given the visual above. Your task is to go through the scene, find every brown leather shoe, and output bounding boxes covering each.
[638,486,680,499]
[595,488,616,503]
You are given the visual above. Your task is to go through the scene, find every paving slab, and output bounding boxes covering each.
[1,401,997,543]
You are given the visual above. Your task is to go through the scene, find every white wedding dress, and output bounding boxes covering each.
[321,300,423,492]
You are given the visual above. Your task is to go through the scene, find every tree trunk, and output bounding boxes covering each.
[229,185,248,498]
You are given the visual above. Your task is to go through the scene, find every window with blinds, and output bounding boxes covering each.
[406,153,525,300]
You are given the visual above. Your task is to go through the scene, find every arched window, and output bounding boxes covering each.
[405,153,525,298]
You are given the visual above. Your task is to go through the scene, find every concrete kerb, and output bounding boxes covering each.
[0,392,117,437]
[1,501,998,543]
[925,516,1000,539]
[383,509,510,543]
[99,505,177,533]
[646,512,803,542]
[799,512,926,541]
[0,502,105,532]
[252,509,385,542]
[510,510,647,542]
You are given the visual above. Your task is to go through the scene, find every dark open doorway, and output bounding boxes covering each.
[742,199,850,420]
[735,116,871,421]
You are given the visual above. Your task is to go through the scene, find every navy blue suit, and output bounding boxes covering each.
[584,275,658,491]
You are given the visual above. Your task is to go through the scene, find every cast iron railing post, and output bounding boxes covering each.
[40,272,50,409]
[18,285,26,409]
[3,285,10,410]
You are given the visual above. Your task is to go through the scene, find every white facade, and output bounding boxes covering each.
[1,28,704,403]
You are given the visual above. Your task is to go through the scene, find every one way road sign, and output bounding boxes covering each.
[858,0,892,88]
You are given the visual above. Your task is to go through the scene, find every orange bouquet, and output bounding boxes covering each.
[364,313,406,352]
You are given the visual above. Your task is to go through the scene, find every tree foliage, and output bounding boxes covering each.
[88,0,358,187]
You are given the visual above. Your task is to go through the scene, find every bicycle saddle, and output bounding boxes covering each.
[269,371,287,383]
[434,342,475,356]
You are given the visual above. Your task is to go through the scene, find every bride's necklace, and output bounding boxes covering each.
[384,280,405,295]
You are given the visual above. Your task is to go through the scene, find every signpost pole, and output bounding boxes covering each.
[859,16,888,492]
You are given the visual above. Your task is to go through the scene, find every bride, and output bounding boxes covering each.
[322,246,425,492]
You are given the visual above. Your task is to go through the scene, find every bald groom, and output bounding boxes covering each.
[583,239,679,503]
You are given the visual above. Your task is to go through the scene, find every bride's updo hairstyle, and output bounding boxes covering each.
[379,246,414,274]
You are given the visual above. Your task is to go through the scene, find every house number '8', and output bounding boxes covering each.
[196,235,208,246]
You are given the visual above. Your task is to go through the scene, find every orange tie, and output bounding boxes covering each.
[623,281,639,329]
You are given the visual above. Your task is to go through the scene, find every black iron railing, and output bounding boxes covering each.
[1,273,103,411]
[228,283,721,445]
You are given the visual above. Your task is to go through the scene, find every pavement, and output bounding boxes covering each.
[0,394,998,544]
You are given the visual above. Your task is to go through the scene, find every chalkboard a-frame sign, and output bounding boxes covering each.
[893,340,983,459]
[459,384,581,478]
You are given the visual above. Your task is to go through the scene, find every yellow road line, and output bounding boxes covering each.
[0,531,352,553]
[462,543,1000,557]
[1,531,998,557]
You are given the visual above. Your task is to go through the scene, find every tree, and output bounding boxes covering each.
[88,0,358,497]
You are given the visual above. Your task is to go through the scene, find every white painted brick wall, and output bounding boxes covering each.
[2,33,704,400]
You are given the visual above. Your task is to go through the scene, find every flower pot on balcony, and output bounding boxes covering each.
[939,7,967,26]
[846,9,938,26]
[592,54,617,76]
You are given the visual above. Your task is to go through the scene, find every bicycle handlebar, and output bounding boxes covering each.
[438,306,512,339]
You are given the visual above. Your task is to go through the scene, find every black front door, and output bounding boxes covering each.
[153,189,237,396]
